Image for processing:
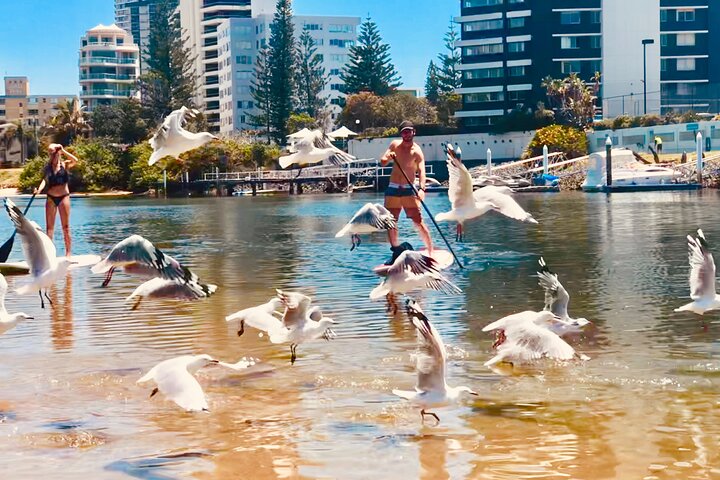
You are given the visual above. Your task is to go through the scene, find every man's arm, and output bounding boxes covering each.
[416,147,427,191]
[380,140,399,166]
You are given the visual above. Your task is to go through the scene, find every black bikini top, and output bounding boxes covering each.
[46,164,69,187]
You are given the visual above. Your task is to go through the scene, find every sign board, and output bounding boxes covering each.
[686,123,699,131]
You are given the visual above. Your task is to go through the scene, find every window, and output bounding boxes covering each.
[235,41,252,49]
[329,68,341,75]
[236,100,254,109]
[561,36,578,49]
[660,10,667,22]
[588,60,601,72]
[661,58,667,72]
[464,116,497,127]
[508,0,524,3]
[677,83,695,96]
[508,66,526,76]
[677,9,695,22]
[330,39,354,48]
[303,23,322,31]
[507,41,525,53]
[464,43,503,55]
[677,58,696,71]
[676,33,695,46]
[328,24,353,33]
[465,92,504,103]
[330,83,344,91]
[508,90,525,101]
[560,11,581,24]
[235,71,252,79]
[590,36,601,49]
[463,0,503,6]
[464,19,503,31]
[235,55,252,64]
[590,11,601,24]
[660,34,668,46]
[464,67,503,79]
[329,54,347,62]
[561,61,581,74]
[508,17,525,28]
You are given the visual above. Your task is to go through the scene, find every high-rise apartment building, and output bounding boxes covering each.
[456,0,719,131]
[115,0,177,73]
[0,77,75,126]
[216,14,360,133]
[79,24,140,112]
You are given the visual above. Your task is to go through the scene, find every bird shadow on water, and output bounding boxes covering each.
[105,451,212,480]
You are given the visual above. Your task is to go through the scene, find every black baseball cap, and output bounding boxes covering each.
[399,121,414,132]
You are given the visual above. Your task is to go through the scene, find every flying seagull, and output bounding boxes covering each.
[473,185,539,225]
[149,107,217,166]
[125,277,217,310]
[137,354,219,412]
[675,229,720,315]
[392,299,477,424]
[335,202,397,250]
[279,130,355,169]
[536,257,591,335]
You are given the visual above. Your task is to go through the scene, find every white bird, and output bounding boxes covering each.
[137,354,219,412]
[4,198,73,308]
[370,251,461,303]
[536,257,591,334]
[472,174,511,187]
[279,130,355,169]
[435,143,498,241]
[473,185,539,225]
[148,107,217,166]
[482,310,586,367]
[218,356,259,370]
[0,272,33,335]
[229,290,336,364]
[125,277,217,310]
[393,300,477,423]
[335,203,397,250]
[675,229,720,315]
[91,234,200,287]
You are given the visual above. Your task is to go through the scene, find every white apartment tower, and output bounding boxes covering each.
[216,15,359,133]
[115,0,174,73]
[79,24,140,112]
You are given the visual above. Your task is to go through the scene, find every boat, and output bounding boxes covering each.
[581,149,699,192]
[232,188,283,196]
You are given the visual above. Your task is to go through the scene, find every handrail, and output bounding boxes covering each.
[201,162,434,182]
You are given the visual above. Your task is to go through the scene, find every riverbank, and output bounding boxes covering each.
[0,188,135,198]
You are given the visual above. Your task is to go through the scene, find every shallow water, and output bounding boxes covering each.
[1,191,719,479]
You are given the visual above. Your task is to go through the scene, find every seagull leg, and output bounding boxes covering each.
[421,409,440,424]
[44,290,53,306]
[350,234,357,251]
[39,290,45,309]
[492,330,507,349]
[290,344,297,364]
[150,387,159,398]
[131,296,143,311]
[237,320,245,337]
[101,266,116,287]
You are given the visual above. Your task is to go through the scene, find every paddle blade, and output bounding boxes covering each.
[0,232,16,263]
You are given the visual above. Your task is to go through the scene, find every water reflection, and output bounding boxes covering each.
[50,272,74,351]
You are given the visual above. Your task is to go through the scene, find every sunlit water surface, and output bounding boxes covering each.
[1,191,720,479]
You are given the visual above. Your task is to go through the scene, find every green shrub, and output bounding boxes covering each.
[592,119,613,131]
[73,140,123,191]
[611,115,632,130]
[128,142,163,191]
[523,124,588,159]
[18,156,48,193]
[640,114,662,127]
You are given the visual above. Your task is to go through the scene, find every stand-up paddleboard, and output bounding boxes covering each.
[373,249,455,276]
[0,254,101,276]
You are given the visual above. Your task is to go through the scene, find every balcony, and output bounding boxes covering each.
[79,57,137,65]
[79,73,137,81]
[81,89,133,97]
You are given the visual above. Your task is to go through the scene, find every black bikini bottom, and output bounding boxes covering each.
[47,193,69,207]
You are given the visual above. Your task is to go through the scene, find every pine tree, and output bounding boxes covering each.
[267,0,296,143]
[249,47,274,143]
[425,61,441,104]
[295,31,327,119]
[137,0,196,124]
[436,20,461,94]
[341,16,401,96]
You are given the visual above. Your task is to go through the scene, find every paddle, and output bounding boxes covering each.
[393,159,464,269]
[0,192,37,262]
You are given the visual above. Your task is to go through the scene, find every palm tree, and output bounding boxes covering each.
[0,123,16,163]
[45,98,90,145]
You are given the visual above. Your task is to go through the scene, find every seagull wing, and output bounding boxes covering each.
[126,278,216,302]
[422,273,463,295]
[310,130,356,166]
[0,273,7,314]
[537,259,570,318]
[4,199,53,276]
[336,203,397,237]
[277,290,312,328]
[446,147,475,210]
[474,187,538,224]
[387,251,439,277]
[500,320,577,362]
[482,310,546,332]
[406,301,447,393]
[91,235,197,284]
[687,230,717,300]
[153,364,208,412]
[225,301,284,333]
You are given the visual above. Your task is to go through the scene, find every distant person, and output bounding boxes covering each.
[380,121,433,264]
[34,143,78,257]
[654,136,663,154]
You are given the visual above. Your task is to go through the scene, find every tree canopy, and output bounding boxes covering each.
[267,0,297,143]
[341,16,400,96]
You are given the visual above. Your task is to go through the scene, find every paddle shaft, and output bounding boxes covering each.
[393,162,464,269]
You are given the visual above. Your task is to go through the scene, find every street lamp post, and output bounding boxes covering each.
[642,38,655,115]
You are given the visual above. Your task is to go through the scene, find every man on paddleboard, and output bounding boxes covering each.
[380,121,434,264]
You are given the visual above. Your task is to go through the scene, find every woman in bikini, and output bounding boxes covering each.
[35,143,78,257]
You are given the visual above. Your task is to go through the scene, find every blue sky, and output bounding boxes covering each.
[0,0,458,95]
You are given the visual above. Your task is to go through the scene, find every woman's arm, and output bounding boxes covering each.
[35,178,47,195]
[59,147,79,169]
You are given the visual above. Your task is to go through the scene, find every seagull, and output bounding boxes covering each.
[536,257,591,335]
[137,354,219,412]
[4,198,73,308]
[91,234,199,287]
[472,175,511,187]
[279,130,355,169]
[370,251,461,310]
[148,107,217,166]
[473,185,538,225]
[481,310,587,367]
[435,143,498,241]
[218,356,259,370]
[0,272,33,335]
[125,277,217,310]
[675,229,720,315]
[335,203,397,250]
[392,300,477,423]
[228,290,336,364]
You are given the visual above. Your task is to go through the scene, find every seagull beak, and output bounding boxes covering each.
[468,390,479,396]
[209,359,219,365]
